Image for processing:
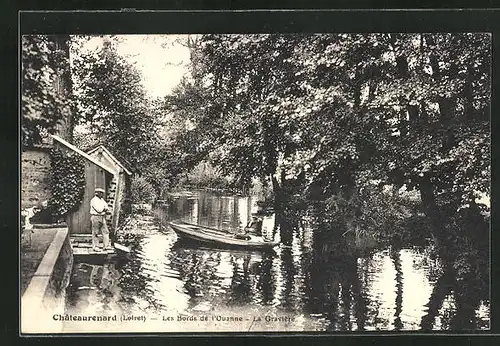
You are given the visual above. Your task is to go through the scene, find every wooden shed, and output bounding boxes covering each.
[51,135,128,235]
[86,145,133,231]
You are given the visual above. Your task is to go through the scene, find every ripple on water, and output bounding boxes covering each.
[161,268,181,279]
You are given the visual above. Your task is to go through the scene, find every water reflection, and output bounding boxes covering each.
[64,191,489,331]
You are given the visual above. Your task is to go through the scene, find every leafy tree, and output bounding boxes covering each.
[21,35,72,148]
[131,176,157,204]
[72,37,164,181]
[373,33,491,227]
[177,35,308,201]
[168,33,490,239]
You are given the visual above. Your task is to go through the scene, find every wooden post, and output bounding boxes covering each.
[111,171,123,232]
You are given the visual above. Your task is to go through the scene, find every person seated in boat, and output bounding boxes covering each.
[233,224,250,240]
[244,215,263,236]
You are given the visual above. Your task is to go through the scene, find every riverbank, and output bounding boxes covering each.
[114,208,164,247]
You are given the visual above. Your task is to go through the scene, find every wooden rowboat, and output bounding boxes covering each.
[168,221,279,251]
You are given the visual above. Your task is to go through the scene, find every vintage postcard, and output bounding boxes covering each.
[20,11,491,334]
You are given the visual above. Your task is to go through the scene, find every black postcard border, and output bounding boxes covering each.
[4,3,499,344]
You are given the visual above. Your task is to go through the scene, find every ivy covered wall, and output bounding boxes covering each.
[48,146,86,221]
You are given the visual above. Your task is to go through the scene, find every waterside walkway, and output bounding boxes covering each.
[21,227,73,334]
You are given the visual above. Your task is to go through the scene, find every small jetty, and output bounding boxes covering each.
[70,235,116,259]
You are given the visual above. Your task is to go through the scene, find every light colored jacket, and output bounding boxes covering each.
[90,196,109,215]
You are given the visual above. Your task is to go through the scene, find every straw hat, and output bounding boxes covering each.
[95,187,105,193]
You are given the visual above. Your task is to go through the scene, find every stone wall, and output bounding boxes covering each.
[21,228,73,334]
[21,148,51,209]
[46,231,74,302]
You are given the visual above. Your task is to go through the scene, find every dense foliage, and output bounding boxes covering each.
[179,161,233,191]
[164,33,490,243]
[130,176,157,204]
[71,37,172,195]
[72,39,160,171]
[48,147,86,219]
[21,35,72,148]
[23,32,490,239]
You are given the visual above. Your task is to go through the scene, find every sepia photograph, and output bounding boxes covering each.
[20,31,491,333]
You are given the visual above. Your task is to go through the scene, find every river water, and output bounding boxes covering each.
[63,191,490,332]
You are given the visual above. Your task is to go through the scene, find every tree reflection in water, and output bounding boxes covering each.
[120,238,166,312]
[255,252,275,306]
[420,268,453,330]
[228,254,252,305]
[419,235,489,330]
[390,248,404,331]
[166,241,277,311]
[278,246,296,310]
[304,229,370,331]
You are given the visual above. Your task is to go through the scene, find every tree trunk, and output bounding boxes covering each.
[399,107,408,137]
[271,174,282,211]
[338,166,355,201]
[395,55,409,78]
[353,66,363,109]
[276,212,294,246]
[464,64,475,121]
[391,47,413,135]
[368,79,377,102]
[438,97,455,126]
[407,103,419,131]
[420,100,429,125]
[426,35,457,128]
[50,35,74,142]
[419,172,443,235]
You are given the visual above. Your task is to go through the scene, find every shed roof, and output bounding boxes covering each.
[51,135,116,174]
[86,145,133,175]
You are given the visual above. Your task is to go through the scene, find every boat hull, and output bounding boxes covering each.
[168,222,279,251]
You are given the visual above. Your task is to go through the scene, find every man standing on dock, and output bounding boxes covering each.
[90,187,111,251]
